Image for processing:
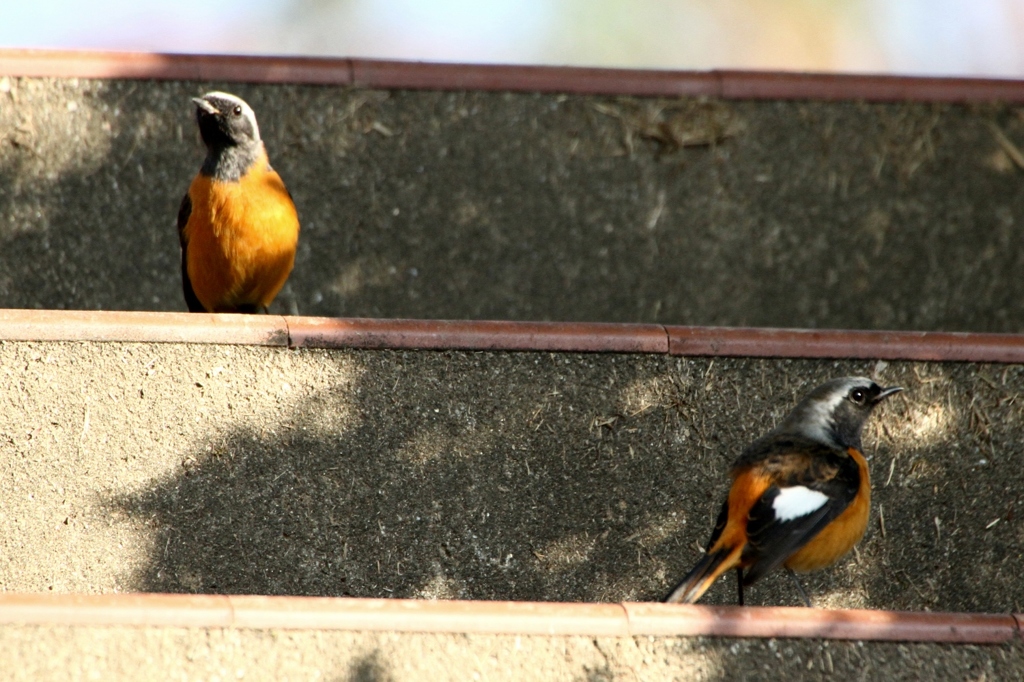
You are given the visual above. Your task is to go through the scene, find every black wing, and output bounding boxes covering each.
[740,490,837,585]
[177,193,205,313]
[703,498,729,551]
[734,436,861,586]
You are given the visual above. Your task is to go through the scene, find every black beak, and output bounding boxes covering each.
[874,386,903,403]
[192,97,219,115]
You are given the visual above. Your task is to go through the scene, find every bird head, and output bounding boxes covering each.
[192,91,261,151]
[777,376,902,450]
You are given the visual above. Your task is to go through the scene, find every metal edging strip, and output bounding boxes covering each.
[0,594,1018,644]
[3,310,1024,363]
[2,49,1024,102]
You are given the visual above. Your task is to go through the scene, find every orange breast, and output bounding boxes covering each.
[784,448,870,573]
[184,154,300,312]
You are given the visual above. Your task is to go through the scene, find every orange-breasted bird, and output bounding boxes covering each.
[665,376,902,607]
[177,91,300,313]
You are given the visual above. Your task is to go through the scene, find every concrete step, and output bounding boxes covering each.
[2,71,1024,331]
[1,337,1021,613]
[4,621,1018,682]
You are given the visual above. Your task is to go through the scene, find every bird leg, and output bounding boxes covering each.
[786,568,812,608]
[736,568,745,606]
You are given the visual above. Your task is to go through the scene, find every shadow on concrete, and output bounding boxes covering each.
[344,650,394,682]
[4,80,1024,330]
[109,351,1024,613]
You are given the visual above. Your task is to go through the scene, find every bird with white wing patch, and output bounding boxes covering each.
[664,376,902,607]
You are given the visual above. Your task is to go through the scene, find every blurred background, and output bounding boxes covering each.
[4,0,1024,77]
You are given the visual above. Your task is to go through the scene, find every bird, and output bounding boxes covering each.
[177,91,300,313]
[664,376,902,607]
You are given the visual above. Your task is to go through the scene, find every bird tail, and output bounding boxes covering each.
[664,545,743,604]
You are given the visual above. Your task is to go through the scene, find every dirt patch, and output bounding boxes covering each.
[3,78,1024,330]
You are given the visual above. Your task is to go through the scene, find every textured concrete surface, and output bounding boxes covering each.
[4,74,1024,680]
[2,77,1024,330]
[3,625,1022,682]
[1,342,1020,614]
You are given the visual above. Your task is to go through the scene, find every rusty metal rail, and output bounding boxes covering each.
[2,49,1024,102]
[0,593,1019,643]
[4,310,1024,363]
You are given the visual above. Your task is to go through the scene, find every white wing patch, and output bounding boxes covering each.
[772,486,829,522]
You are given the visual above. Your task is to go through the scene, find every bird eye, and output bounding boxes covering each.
[850,388,866,404]
[233,105,243,116]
